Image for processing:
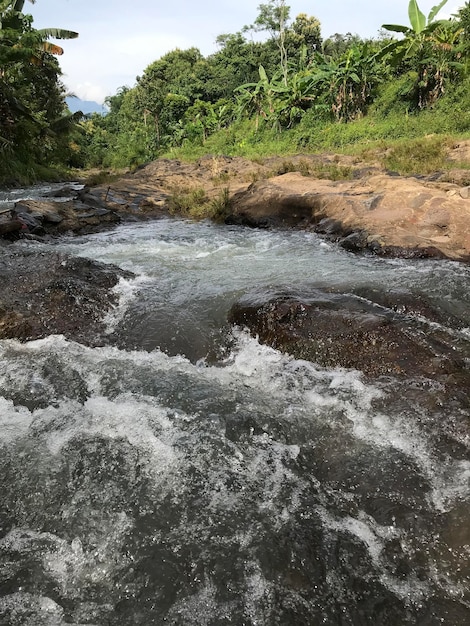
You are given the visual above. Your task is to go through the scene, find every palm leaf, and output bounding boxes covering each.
[40,41,63,55]
[258,65,268,82]
[428,0,449,24]
[409,0,426,34]
[382,24,410,34]
[37,27,78,40]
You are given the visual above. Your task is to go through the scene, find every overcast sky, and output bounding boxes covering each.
[30,0,464,103]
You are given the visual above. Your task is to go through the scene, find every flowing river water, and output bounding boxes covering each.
[0,193,469,624]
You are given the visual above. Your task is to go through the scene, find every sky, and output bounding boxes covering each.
[30,0,465,104]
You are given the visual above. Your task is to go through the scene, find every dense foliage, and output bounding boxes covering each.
[79,0,469,170]
[0,0,79,184]
[1,0,470,183]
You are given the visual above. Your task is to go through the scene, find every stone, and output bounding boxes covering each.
[0,250,134,346]
[338,231,368,252]
[228,287,469,379]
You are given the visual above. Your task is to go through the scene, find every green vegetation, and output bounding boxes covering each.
[2,0,470,187]
[77,0,469,173]
[0,0,79,185]
[168,185,232,222]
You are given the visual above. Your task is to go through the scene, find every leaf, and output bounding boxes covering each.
[381,24,410,33]
[408,0,426,34]
[425,19,450,33]
[428,0,449,24]
[37,27,78,40]
[41,41,63,55]
[373,39,403,60]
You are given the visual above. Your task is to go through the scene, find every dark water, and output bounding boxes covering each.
[0,217,469,625]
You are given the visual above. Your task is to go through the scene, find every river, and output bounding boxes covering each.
[0,208,469,624]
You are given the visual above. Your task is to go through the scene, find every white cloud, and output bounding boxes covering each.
[72,82,109,104]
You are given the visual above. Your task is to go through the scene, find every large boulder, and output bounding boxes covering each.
[0,250,133,345]
[228,172,470,262]
[228,287,469,379]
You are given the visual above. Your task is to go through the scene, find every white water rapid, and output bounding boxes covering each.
[0,216,469,625]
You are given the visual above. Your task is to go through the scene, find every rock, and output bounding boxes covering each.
[0,217,22,236]
[459,186,470,200]
[229,172,470,262]
[338,231,368,252]
[49,184,79,198]
[228,288,469,379]
[0,250,134,345]
[8,199,121,237]
[12,207,45,234]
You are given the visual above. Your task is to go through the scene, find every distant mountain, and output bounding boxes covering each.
[66,97,106,115]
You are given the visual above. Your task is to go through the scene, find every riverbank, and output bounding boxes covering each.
[2,143,469,262]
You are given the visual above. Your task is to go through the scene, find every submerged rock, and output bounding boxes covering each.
[229,287,470,379]
[0,250,133,345]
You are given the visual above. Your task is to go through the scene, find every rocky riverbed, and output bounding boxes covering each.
[0,191,469,624]
[1,147,470,352]
[0,248,132,345]
[1,145,470,259]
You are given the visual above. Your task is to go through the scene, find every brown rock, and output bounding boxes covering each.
[229,172,470,262]
[229,288,469,379]
[0,250,133,345]
[0,218,22,236]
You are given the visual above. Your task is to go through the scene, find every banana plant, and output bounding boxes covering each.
[1,0,78,56]
[380,0,451,63]
[383,0,449,35]
[235,65,288,130]
[379,0,462,106]
[303,44,383,122]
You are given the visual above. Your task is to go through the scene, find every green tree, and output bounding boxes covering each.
[0,0,79,182]
[456,1,470,54]
[246,1,290,84]
[286,13,322,65]
[322,33,364,59]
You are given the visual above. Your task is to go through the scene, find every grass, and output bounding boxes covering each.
[168,186,232,222]
[381,136,455,176]
[80,169,124,186]
[139,77,470,181]
[273,158,353,180]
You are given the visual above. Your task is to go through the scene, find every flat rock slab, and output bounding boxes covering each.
[0,250,133,345]
[229,173,470,262]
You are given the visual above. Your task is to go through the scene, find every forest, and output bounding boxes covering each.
[1,0,470,185]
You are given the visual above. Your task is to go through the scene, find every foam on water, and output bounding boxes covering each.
[103,274,153,333]
[0,399,33,444]
[0,330,467,623]
[1,216,469,623]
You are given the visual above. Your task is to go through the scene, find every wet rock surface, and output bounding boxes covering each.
[228,287,470,381]
[0,249,133,345]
